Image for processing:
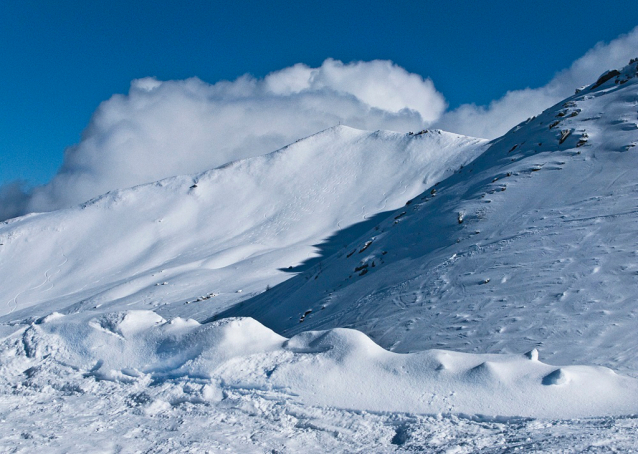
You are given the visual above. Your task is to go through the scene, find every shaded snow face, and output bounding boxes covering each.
[227,60,638,373]
[9,311,638,419]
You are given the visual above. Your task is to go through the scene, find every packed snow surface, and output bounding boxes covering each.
[2,60,638,452]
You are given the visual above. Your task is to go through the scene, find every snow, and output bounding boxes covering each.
[31,311,634,419]
[0,125,485,324]
[229,59,638,374]
[1,311,637,451]
[1,61,638,451]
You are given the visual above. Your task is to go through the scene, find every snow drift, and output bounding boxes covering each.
[7,310,637,419]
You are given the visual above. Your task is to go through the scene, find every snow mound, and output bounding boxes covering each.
[7,311,637,419]
[33,311,286,381]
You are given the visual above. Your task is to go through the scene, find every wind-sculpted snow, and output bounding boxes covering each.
[6,311,638,420]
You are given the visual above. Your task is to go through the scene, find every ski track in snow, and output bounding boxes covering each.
[7,254,68,314]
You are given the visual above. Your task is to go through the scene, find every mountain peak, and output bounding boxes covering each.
[0,125,486,322]
[587,57,638,92]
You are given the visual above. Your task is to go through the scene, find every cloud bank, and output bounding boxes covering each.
[3,59,445,219]
[1,27,637,220]
[435,26,638,138]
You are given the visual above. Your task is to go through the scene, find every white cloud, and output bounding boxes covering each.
[0,182,30,221]
[3,59,445,218]
[435,26,638,138]
[2,27,638,220]
[264,59,445,123]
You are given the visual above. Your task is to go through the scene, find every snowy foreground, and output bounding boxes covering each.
[1,313,637,452]
[2,62,638,452]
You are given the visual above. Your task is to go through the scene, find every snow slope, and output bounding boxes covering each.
[11,311,637,419]
[0,126,485,324]
[227,60,638,374]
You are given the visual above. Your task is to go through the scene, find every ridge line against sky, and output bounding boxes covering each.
[1,1,638,220]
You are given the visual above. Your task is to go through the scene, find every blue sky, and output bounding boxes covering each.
[1,0,637,191]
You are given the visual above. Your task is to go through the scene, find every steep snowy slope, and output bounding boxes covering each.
[227,60,638,373]
[0,126,485,324]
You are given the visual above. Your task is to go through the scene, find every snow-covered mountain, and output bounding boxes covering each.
[0,126,485,322]
[227,60,638,373]
[1,60,638,452]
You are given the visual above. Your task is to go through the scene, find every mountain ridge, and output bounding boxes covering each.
[224,59,638,372]
[1,60,638,452]
[0,125,486,323]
